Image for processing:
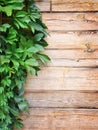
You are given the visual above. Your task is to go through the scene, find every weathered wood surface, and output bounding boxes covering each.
[43,13,98,31]
[25,91,98,108]
[28,67,98,79]
[45,50,98,59]
[25,78,98,91]
[22,108,98,130]
[52,0,98,12]
[46,31,98,49]
[23,1,98,130]
[35,0,50,11]
[48,59,98,67]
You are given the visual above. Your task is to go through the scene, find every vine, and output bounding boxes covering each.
[0,0,50,129]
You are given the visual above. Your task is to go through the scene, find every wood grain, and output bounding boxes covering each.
[35,0,50,11]
[28,67,98,79]
[22,108,98,130]
[48,59,98,67]
[52,0,98,12]
[25,91,98,108]
[25,78,98,91]
[22,1,98,130]
[43,13,98,31]
[45,50,98,59]
[46,31,98,49]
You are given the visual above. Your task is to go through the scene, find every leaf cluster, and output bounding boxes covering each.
[0,0,50,129]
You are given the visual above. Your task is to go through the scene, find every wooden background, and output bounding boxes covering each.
[23,0,98,130]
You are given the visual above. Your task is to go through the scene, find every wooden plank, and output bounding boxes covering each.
[46,31,98,49]
[52,0,98,12]
[28,67,98,79]
[48,59,98,67]
[35,0,50,11]
[25,77,98,91]
[43,13,98,31]
[25,91,98,108]
[22,108,98,130]
[44,50,98,59]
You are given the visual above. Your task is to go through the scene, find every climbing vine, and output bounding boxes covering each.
[0,0,50,129]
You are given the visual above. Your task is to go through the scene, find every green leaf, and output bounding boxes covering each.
[16,48,24,53]
[18,101,28,111]
[0,3,24,16]
[25,58,39,67]
[19,87,24,96]
[0,56,10,65]
[0,24,11,32]
[3,5,14,16]
[0,111,6,120]
[14,18,28,28]
[30,67,37,75]
[19,35,27,48]
[29,22,35,33]
[38,54,51,64]
[0,65,8,73]
[11,59,19,70]
[40,40,48,47]
[26,66,37,75]
[27,46,38,53]
[31,22,44,32]
[5,27,18,44]
[10,107,19,117]
[6,92,13,99]
[14,96,22,103]
[1,77,11,87]
[35,44,44,51]
[15,11,27,17]
[14,118,23,129]
[33,33,44,41]
[0,87,4,94]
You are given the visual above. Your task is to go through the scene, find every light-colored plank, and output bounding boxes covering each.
[46,31,98,49]
[52,0,98,12]
[25,91,98,108]
[45,50,98,59]
[48,59,98,67]
[25,78,98,91]
[43,13,98,31]
[35,0,50,11]
[28,67,98,79]
[22,108,98,130]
